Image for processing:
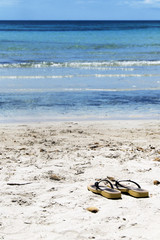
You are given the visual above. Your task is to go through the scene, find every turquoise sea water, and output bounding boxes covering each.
[0,20,160,122]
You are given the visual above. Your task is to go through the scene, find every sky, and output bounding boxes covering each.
[0,0,160,20]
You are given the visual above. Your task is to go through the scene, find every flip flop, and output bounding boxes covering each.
[87,179,121,199]
[112,179,149,198]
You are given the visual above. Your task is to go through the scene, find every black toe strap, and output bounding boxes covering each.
[115,180,141,189]
[95,179,114,190]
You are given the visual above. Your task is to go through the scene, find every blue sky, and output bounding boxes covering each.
[0,0,160,20]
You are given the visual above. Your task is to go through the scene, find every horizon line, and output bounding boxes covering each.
[0,19,160,21]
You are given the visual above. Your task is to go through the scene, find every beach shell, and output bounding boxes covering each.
[86,207,99,213]
[153,180,160,185]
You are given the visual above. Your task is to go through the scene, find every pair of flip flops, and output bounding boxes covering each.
[87,178,149,199]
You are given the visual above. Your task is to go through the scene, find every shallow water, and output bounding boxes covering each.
[0,21,160,122]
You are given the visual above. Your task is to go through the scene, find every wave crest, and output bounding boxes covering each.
[1,60,160,68]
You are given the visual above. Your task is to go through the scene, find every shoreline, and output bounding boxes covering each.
[0,120,160,239]
[1,115,160,125]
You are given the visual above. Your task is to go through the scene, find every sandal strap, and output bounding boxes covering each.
[95,179,114,190]
[115,180,141,189]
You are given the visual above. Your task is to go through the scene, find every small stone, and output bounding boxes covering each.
[153,180,160,185]
[89,145,99,150]
[40,149,45,152]
[149,145,155,150]
[137,147,144,152]
[86,207,99,213]
[154,157,160,162]
[78,130,83,134]
[49,174,61,181]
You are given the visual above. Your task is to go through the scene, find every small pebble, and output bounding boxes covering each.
[50,174,61,181]
[86,207,99,213]
[40,149,45,152]
[154,157,160,162]
[137,147,144,152]
[153,180,160,185]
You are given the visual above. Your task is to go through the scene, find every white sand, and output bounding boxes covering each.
[0,120,160,240]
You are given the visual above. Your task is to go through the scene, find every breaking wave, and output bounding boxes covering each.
[1,60,160,69]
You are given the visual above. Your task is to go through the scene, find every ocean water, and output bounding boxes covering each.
[0,20,160,122]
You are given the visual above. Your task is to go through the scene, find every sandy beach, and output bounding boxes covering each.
[0,120,160,240]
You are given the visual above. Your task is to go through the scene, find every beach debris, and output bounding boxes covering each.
[86,207,99,213]
[24,221,32,224]
[19,147,26,151]
[40,148,46,152]
[153,180,160,185]
[49,174,62,181]
[149,145,155,150]
[136,147,145,152]
[154,157,160,162]
[89,143,100,150]
[7,182,32,186]
[78,130,83,134]
[89,145,99,150]
[75,169,84,175]
[11,197,31,206]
